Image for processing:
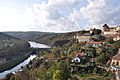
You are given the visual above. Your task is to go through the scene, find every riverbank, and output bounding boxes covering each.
[0,51,31,73]
[0,41,51,79]
[0,54,37,79]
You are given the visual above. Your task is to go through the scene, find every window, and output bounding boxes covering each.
[112,62,115,66]
[76,60,78,62]
[117,62,119,66]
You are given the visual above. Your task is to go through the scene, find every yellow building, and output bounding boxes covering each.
[111,49,120,67]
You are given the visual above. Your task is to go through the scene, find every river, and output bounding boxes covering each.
[0,41,51,79]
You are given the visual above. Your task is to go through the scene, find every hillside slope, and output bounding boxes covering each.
[5,31,53,41]
[5,31,78,46]
[0,32,30,62]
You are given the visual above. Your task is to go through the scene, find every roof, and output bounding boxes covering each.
[103,24,109,28]
[87,41,102,44]
[76,52,86,58]
[112,54,120,60]
[72,52,86,58]
[109,27,115,29]
[104,34,120,38]
[112,49,120,60]
[112,35,120,38]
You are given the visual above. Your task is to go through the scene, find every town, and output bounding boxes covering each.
[2,24,120,80]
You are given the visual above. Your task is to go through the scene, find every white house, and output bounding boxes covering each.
[71,56,81,63]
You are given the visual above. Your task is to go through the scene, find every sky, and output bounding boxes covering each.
[0,0,120,32]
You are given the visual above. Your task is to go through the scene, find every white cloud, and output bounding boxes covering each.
[79,0,120,27]
[25,0,82,32]
[25,0,120,32]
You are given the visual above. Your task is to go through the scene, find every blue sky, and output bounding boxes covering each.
[0,0,120,32]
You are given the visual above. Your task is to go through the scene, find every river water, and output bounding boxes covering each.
[0,41,50,79]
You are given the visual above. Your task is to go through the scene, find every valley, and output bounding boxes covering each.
[0,32,31,72]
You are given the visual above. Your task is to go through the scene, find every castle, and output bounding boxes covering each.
[102,24,120,35]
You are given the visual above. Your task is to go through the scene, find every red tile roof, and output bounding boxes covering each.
[76,52,86,58]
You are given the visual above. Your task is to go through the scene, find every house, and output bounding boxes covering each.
[74,28,100,43]
[75,35,91,43]
[71,52,86,63]
[71,56,81,63]
[86,41,103,47]
[102,24,120,35]
[111,49,120,68]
